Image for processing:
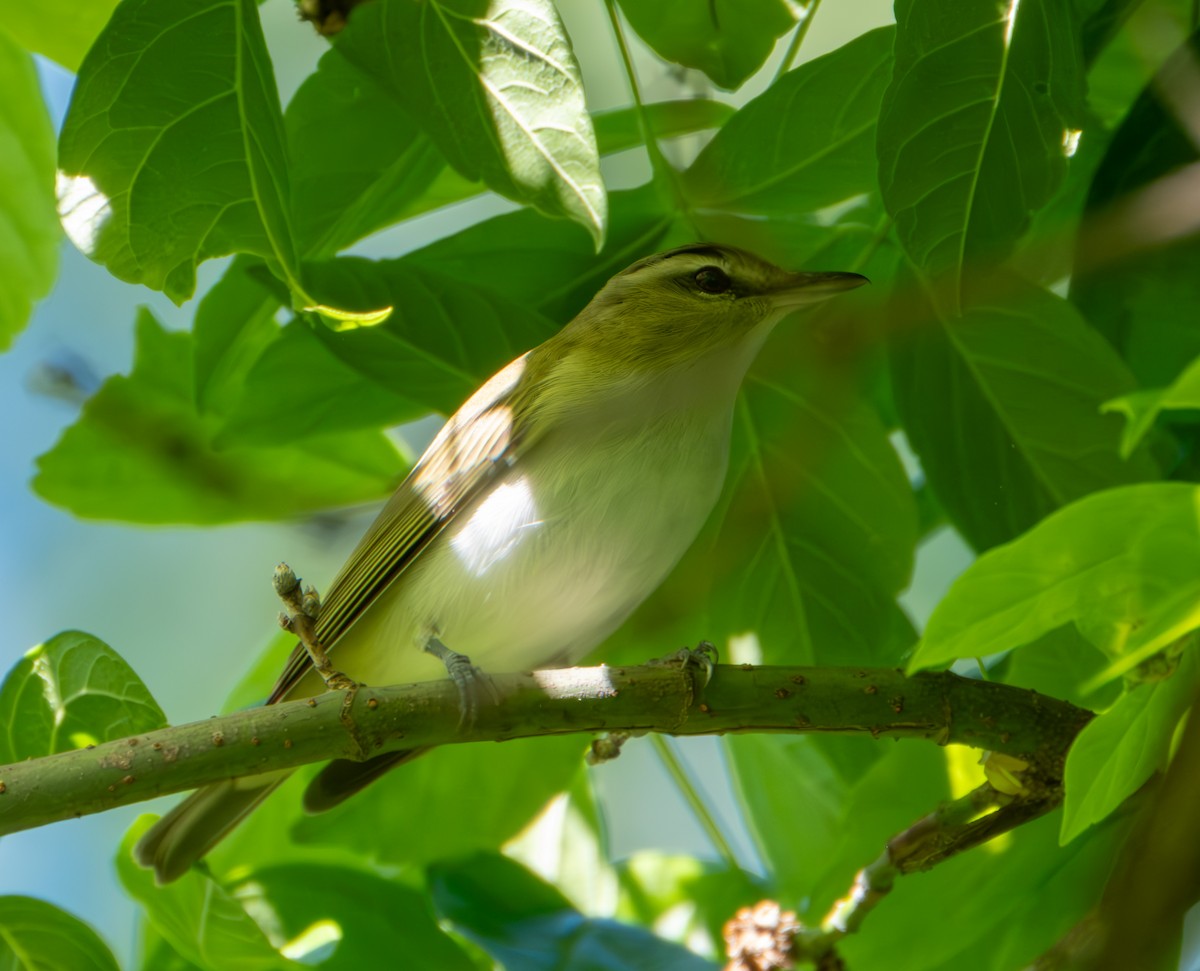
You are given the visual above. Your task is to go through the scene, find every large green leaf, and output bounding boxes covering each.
[890,277,1156,551]
[0,631,165,762]
[1061,650,1198,843]
[232,864,476,970]
[684,27,893,215]
[430,852,717,970]
[615,0,800,91]
[878,0,1085,313]
[117,818,294,971]
[909,483,1200,680]
[34,311,404,524]
[334,0,606,246]
[57,0,302,304]
[1071,28,1200,388]
[0,896,119,971]
[404,183,676,324]
[291,737,586,866]
[299,258,557,415]
[0,29,58,352]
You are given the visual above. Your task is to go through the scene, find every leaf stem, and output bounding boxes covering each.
[773,0,825,84]
[649,733,741,871]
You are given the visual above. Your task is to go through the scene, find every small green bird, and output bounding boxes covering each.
[135,243,866,882]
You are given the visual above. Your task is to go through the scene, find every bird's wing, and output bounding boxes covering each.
[267,354,539,704]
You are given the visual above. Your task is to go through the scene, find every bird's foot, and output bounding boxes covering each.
[424,636,496,728]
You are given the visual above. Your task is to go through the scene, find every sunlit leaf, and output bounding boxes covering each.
[1061,650,1198,843]
[57,0,302,303]
[335,0,606,246]
[909,483,1200,679]
[0,30,58,351]
[0,631,165,763]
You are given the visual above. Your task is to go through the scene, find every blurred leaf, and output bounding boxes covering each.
[839,811,1124,970]
[57,0,302,304]
[300,258,557,414]
[117,817,294,971]
[704,342,918,666]
[0,30,58,352]
[292,737,586,865]
[138,923,205,971]
[0,896,120,971]
[996,624,1122,711]
[2,0,118,70]
[335,0,606,247]
[34,311,404,523]
[724,734,853,902]
[430,852,718,970]
[0,630,165,762]
[890,277,1156,551]
[595,100,735,155]
[616,853,764,961]
[878,0,1085,313]
[193,256,282,416]
[615,0,800,90]
[232,864,475,970]
[405,183,675,324]
[684,27,893,215]
[215,319,424,447]
[1061,650,1198,843]
[1071,27,1200,388]
[909,483,1200,679]
[807,743,952,914]
[1104,351,1200,458]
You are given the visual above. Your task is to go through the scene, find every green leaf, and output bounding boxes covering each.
[2,0,118,71]
[0,29,58,352]
[34,311,404,524]
[292,737,586,865]
[57,0,302,304]
[891,277,1156,551]
[684,27,893,215]
[909,483,1200,679]
[286,49,461,260]
[299,258,557,415]
[1061,650,1198,843]
[0,897,119,971]
[594,100,735,156]
[405,183,675,324]
[117,817,294,971]
[1104,353,1200,458]
[193,256,282,416]
[877,0,1085,313]
[232,864,475,970]
[335,0,606,247]
[0,631,165,762]
[996,624,1122,712]
[615,0,800,90]
[430,852,718,970]
[701,337,918,667]
[215,319,425,447]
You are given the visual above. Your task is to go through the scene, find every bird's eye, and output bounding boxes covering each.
[694,266,732,294]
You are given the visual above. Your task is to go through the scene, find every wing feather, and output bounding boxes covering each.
[267,354,537,703]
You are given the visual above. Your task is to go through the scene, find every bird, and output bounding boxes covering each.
[135,242,867,882]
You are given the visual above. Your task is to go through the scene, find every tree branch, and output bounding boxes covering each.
[0,662,1090,838]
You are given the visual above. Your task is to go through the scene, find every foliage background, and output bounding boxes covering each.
[1,0,1199,968]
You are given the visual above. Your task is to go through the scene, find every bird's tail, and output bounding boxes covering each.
[134,772,289,883]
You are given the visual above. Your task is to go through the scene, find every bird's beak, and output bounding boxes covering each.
[769,271,869,310]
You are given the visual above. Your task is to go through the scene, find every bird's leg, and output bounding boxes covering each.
[423,635,495,727]
[649,640,719,686]
[274,563,358,692]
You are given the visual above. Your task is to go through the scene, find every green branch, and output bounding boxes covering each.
[0,663,1090,837]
